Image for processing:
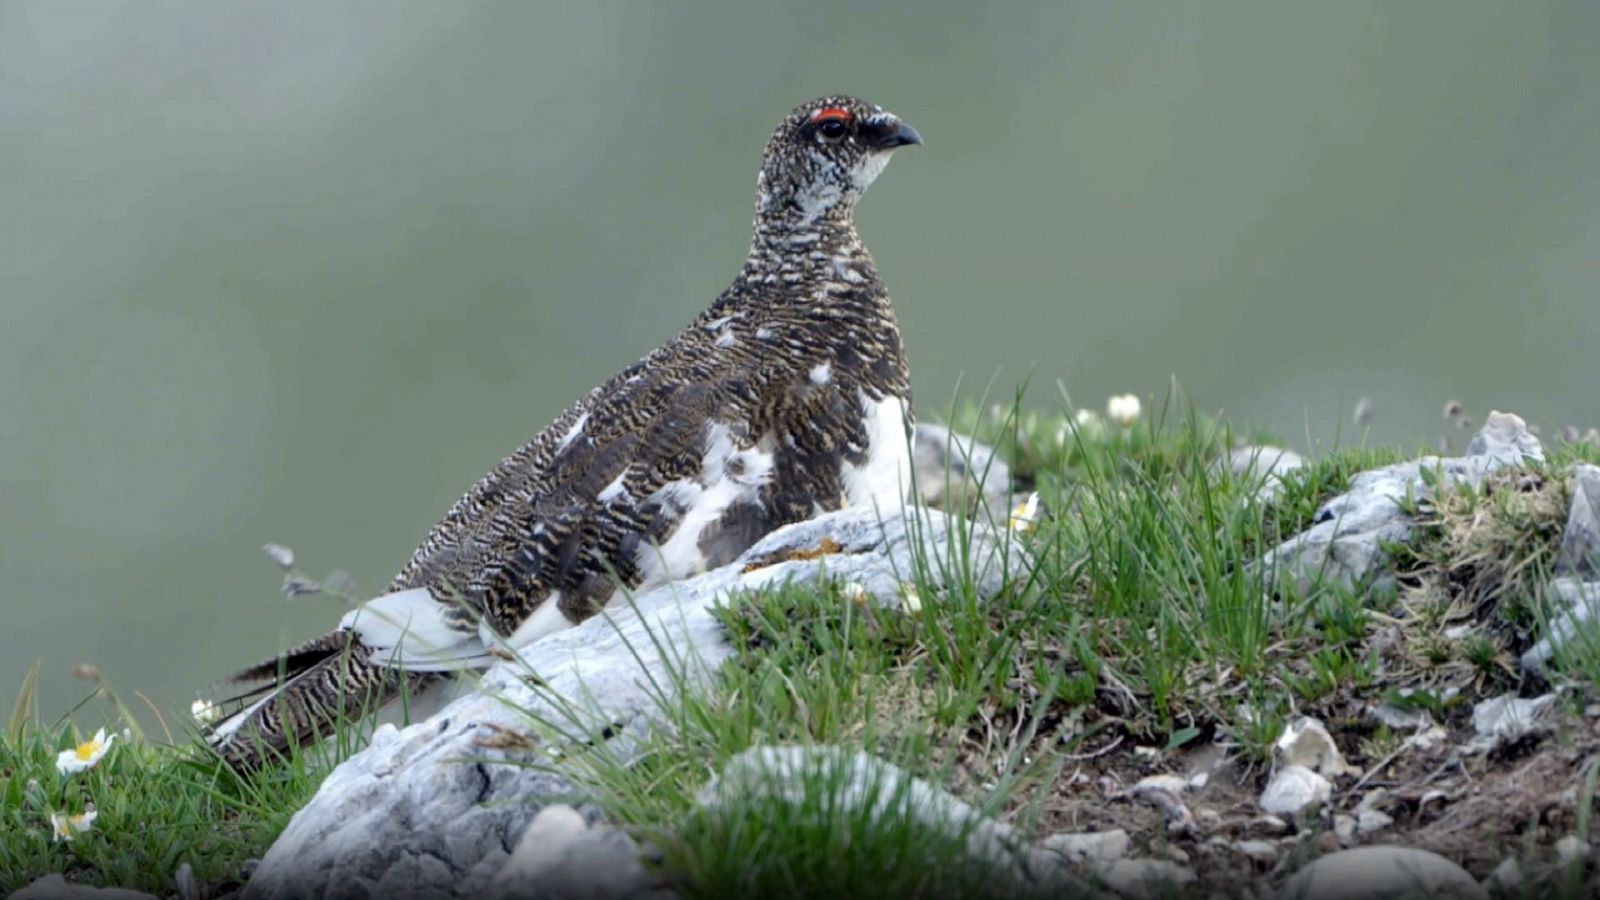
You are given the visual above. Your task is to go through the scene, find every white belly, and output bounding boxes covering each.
[842,393,913,513]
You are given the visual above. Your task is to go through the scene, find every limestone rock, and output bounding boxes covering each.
[1090,858,1196,899]
[1470,693,1558,749]
[1263,412,1542,593]
[1556,465,1600,576]
[490,805,665,900]
[1259,765,1331,816]
[913,424,1011,515]
[6,877,156,900]
[1224,445,1306,503]
[1274,717,1358,778]
[244,507,1021,900]
[1040,829,1130,865]
[1271,845,1486,900]
[1521,578,1600,672]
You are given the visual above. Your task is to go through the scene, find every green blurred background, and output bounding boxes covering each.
[3,0,1597,721]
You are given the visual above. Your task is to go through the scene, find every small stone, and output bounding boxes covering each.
[1251,814,1290,835]
[1041,829,1130,864]
[1224,446,1306,503]
[174,865,199,900]
[912,424,1010,514]
[1274,718,1358,778]
[1356,807,1394,834]
[1090,858,1196,900]
[1260,766,1331,816]
[1557,465,1600,576]
[1333,815,1356,840]
[1555,835,1588,867]
[491,804,658,900]
[1371,702,1433,731]
[1271,846,1487,900]
[1233,840,1278,863]
[1471,693,1557,746]
[8,875,158,900]
[1408,725,1450,753]
[1132,773,1190,794]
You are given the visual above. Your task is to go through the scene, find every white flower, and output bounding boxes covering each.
[1009,492,1043,533]
[1106,394,1142,428]
[55,728,115,775]
[838,582,871,603]
[1069,408,1106,441]
[899,583,923,613]
[262,543,295,569]
[50,806,97,842]
[191,698,221,726]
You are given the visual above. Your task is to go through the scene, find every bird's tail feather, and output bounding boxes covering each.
[203,632,429,772]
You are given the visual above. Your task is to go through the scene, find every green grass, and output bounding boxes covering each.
[0,668,360,894]
[6,398,1600,896]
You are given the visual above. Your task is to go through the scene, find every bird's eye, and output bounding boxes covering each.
[817,119,848,141]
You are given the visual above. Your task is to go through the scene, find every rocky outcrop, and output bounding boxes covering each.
[1262,411,1543,593]
[243,506,1022,900]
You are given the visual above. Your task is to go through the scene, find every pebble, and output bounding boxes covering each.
[1259,765,1331,816]
[1271,846,1487,900]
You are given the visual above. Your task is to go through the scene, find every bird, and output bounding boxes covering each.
[204,95,923,771]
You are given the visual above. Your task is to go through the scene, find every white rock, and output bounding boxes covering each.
[1555,835,1589,866]
[1371,702,1433,731]
[1090,858,1196,900]
[1470,693,1557,747]
[1272,846,1487,900]
[1260,766,1331,816]
[1356,807,1395,834]
[1263,413,1542,593]
[1233,840,1279,863]
[1556,464,1600,576]
[1132,773,1191,794]
[6,877,156,900]
[912,424,1010,515]
[244,508,1022,900]
[1274,717,1359,778]
[1041,829,1130,864]
[1523,578,1600,672]
[1225,445,1306,503]
[1333,815,1356,840]
[490,805,659,900]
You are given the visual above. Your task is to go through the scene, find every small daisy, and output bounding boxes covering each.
[50,806,97,842]
[1106,394,1142,428]
[1009,492,1043,534]
[55,728,115,775]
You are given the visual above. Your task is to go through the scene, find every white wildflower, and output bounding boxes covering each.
[1071,408,1106,440]
[899,583,923,613]
[838,582,871,603]
[55,728,114,775]
[1009,492,1042,533]
[50,805,97,842]
[1106,394,1142,428]
[191,698,221,726]
[262,543,295,570]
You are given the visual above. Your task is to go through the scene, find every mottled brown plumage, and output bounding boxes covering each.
[206,96,921,770]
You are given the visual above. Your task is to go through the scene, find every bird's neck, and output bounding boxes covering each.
[740,212,873,287]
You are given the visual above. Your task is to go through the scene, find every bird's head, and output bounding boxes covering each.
[755,96,921,227]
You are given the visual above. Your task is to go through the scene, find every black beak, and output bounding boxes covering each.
[867,120,923,150]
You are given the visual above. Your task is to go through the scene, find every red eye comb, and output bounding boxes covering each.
[808,106,853,123]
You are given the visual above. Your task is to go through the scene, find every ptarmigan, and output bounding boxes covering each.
[206,96,922,770]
